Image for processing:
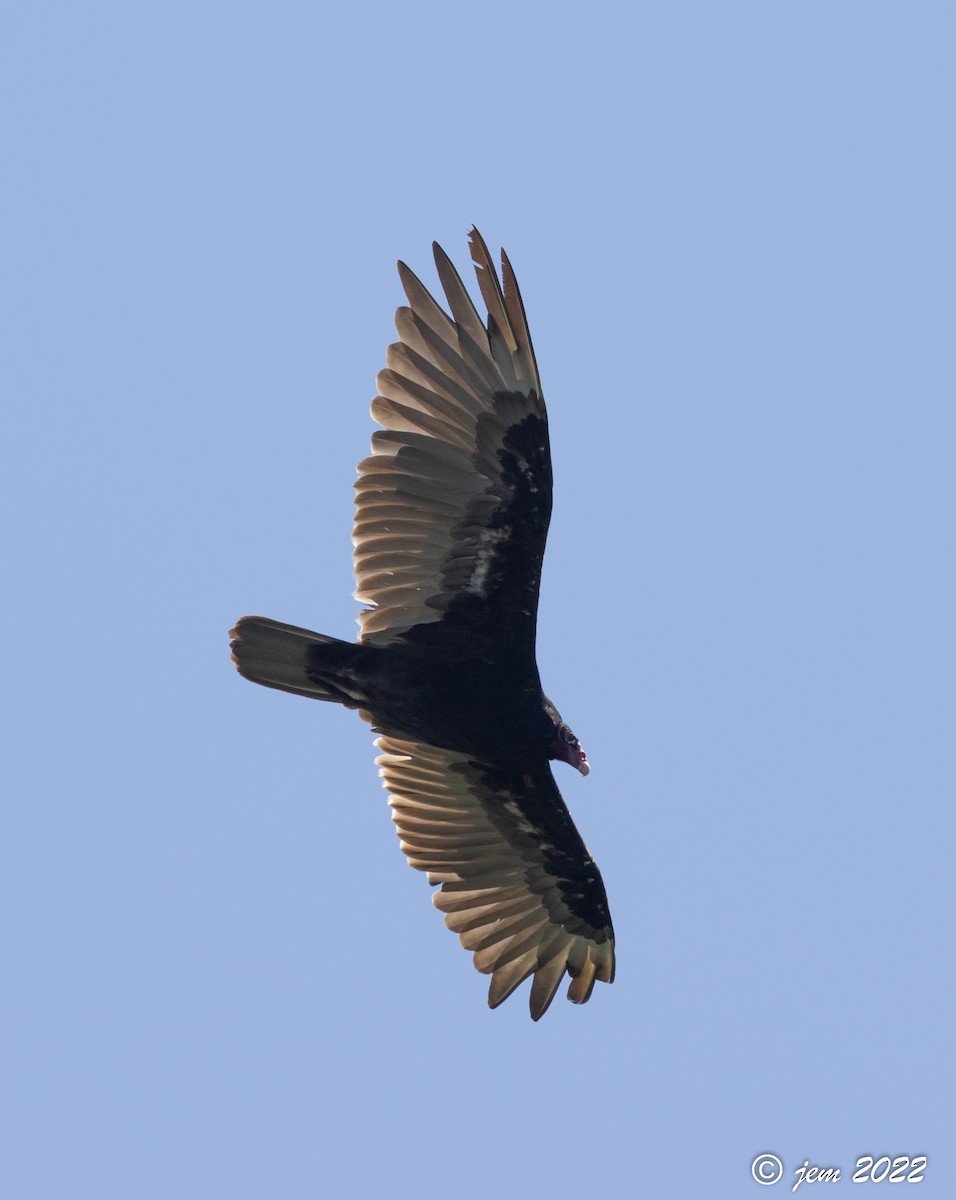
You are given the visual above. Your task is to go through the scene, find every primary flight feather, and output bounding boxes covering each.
[230,230,614,1019]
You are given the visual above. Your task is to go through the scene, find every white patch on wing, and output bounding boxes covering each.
[466,525,509,596]
[516,452,540,494]
[503,798,539,837]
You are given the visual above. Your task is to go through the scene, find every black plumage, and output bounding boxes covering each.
[230,230,614,1018]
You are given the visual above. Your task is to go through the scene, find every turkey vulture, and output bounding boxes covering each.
[230,230,614,1019]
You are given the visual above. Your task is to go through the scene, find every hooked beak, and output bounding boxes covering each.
[556,740,590,776]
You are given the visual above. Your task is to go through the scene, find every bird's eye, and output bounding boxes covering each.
[560,725,577,745]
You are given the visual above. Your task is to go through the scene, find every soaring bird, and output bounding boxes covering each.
[230,230,614,1019]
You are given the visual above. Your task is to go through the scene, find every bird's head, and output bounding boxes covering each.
[543,698,590,776]
[556,722,590,775]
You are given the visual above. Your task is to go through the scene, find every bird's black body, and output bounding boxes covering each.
[307,639,545,760]
[231,231,614,1018]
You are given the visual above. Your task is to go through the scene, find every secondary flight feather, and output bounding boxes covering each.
[230,229,614,1019]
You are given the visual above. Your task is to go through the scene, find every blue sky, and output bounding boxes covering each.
[4,3,954,1197]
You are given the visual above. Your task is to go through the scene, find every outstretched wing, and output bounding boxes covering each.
[376,732,615,1020]
[354,229,551,658]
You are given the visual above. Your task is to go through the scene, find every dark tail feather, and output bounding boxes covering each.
[229,616,367,707]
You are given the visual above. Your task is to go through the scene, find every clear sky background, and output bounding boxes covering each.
[4,3,954,1197]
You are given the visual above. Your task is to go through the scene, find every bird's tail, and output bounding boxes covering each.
[229,616,369,707]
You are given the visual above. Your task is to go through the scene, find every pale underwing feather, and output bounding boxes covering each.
[353,233,544,646]
[376,732,614,1019]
